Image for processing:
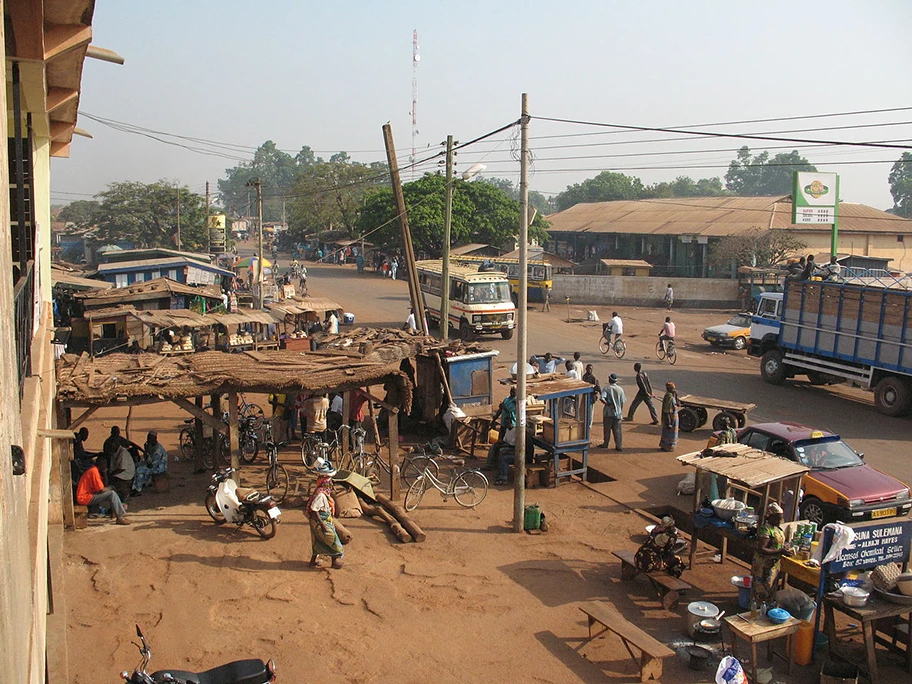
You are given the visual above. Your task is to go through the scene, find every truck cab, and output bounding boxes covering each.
[748,292,782,358]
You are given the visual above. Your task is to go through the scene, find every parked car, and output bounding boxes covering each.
[702,313,752,350]
[711,421,911,525]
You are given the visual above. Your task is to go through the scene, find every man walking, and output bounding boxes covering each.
[599,373,626,451]
[664,283,674,311]
[625,363,659,425]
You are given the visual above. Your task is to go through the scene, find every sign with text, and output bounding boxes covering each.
[792,172,839,225]
[208,214,227,253]
[828,518,912,573]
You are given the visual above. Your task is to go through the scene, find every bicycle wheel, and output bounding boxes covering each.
[216,433,231,466]
[598,335,610,355]
[404,478,428,511]
[252,508,277,540]
[265,463,289,504]
[614,339,627,359]
[655,340,666,360]
[205,492,226,524]
[402,456,439,487]
[239,433,259,465]
[301,439,320,469]
[179,428,196,462]
[200,438,216,470]
[453,470,488,508]
[667,345,678,365]
[241,403,265,429]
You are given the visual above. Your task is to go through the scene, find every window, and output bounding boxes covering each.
[759,298,779,318]
[115,274,128,287]
[101,323,118,339]
[740,431,770,451]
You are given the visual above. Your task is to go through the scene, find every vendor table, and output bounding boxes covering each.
[780,555,821,588]
[724,613,801,684]
[823,594,912,681]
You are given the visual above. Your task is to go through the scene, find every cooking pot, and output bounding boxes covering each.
[685,645,713,671]
[686,601,719,638]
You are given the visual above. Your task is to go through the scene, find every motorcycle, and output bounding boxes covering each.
[121,624,277,683]
[205,468,281,539]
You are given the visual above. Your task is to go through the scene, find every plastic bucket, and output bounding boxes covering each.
[524,505,541,531]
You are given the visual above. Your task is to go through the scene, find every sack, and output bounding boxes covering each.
[715,656,747,684]
[676,472,695,496]
[334,488,363,518]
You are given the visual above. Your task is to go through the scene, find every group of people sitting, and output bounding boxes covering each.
[787,254,842,282]
[71,426,170,526]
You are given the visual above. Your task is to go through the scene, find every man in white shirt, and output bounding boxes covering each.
[659,316,676,353]
[570,352,585,379]
[325,311,339,334]
[609,311,624,346]
[405,308,417,332]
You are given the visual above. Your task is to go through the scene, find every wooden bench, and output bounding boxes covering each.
[611,549,691,610]
[578,601,675,682]
[73,505,88,530]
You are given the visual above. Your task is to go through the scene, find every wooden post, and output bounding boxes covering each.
[388,408,400,501]
[194,396,205,471]
[228,391,240,477]
[342,390,351,456]
[56,403,75,530]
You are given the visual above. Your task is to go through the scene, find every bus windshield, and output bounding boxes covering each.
[465,282,511,304]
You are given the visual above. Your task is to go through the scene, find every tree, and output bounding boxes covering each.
[554,171,645,211]
[708,227,806,269]
[888,152,912,218]
[94,180,208,251]
[217,141,306,221]
[479,177,552,215]
[645,176,726,198]
[57,199,102,230]
[725,146,817,196]
[357,174,550,254]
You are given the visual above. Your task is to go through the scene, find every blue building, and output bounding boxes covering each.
[95,256,235,288]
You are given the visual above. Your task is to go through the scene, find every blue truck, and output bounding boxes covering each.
[749,276,912,416]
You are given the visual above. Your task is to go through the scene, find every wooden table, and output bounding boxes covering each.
[724,614,801,684]
[824,594,912,681]
[780,555,821,588]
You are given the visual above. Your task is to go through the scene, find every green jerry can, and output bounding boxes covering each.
[524,504,542,531]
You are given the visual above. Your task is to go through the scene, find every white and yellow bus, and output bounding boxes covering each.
[416,260,516,341]
[451,255,553,303]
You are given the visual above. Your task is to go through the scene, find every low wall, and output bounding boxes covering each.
[552,275,738,308]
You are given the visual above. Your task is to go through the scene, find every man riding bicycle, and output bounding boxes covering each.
[602,311,624,347]
[658,316,676,352]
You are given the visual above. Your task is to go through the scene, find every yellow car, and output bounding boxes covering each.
[702,313,752,351]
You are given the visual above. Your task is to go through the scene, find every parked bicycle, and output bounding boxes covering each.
[404,463,488,511]
[656,337,678,365]
[261,420,289,504]
[599,334,627,358]
[178,419,220,469]
[238,393,266,429]
[367,440,443,487]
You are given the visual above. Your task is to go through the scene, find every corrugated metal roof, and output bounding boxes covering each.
[78,277,223,306]
[130,309,212,329]
[451,243,494,255]
[97,257,235,277]
[266,297,343,317]
[546,197,912,237]
[600,259,653,268]
[677,443,808,488]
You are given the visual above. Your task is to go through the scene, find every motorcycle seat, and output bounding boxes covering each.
[155,658,270,684]
[235,487,259,501]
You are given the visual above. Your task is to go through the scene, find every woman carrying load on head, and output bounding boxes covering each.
[307,459,344,569]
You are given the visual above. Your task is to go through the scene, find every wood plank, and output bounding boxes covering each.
[579,602,675,658]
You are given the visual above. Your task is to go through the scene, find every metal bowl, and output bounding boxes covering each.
[712,498,747,521]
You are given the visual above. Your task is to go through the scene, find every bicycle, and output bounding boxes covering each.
[370,441,443,487]
[238,393,266,429]
[300,424,349,470]
[404,463,488,511]
[656,337,678,365]
[261,420,289,504]
[598,333,627,358]
[178,420,218,469]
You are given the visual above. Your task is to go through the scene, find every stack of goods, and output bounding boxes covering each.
[180,334,194,351]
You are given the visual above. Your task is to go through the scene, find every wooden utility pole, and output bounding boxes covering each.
[205,181,211,253]
[441,135,455,339]
[176,187,181,250]
[246,179,264,308]
[382,124,428,334]
[513,93,530,532]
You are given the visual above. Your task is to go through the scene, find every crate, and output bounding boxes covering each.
[820,660,858,684]
[525,466,546,489]
[541,419,584,445]
[540,464,556,488]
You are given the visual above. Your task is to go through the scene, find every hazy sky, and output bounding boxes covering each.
[51,1,912,211]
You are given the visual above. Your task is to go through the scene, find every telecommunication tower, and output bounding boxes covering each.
[410,30,420,180]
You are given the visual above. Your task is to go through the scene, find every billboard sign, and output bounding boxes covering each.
[792,172,839,224]
[208,214,227,253]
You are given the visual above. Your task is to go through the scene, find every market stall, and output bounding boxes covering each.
[206,310,280,352]
[266,296,344,344]
[677,443,808,568]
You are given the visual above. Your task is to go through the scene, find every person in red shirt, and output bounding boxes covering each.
[75,457,131,525]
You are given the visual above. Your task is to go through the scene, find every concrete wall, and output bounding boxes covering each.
[552,274,739,308]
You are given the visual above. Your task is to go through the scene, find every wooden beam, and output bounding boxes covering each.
[43,23,92,62]
[228,391,240,473]
[6,0,44,60]
[170,397,227,435]
[65,405,99,431]
[388,409,400,501]
[50,141,71,158]
[362,390,399,413]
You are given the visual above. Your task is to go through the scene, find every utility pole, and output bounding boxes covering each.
[441,135,455,339]
[176,187,181,250]
[382,123,428,333]
[205,181,211,253]
[247,179,264,309]
[513,93,530,533]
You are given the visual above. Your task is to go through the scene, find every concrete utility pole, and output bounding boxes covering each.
[176,187,181,250]
[513,93,530,533]
[441,135,455,339]
[382,123,428,333]
[205,181,211,253]
[246,178,264,308]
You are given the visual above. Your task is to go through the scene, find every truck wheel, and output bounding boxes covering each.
[501,328,514,340]
[695,407,708,427]
[760,350,787,385]
[678,407,699,433]
[459,320,474,342]
[874,376,912,417]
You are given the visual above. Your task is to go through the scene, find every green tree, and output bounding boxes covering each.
[554,171,645,211]
[218,141,308,221]
[357,174,549,254]
[708,227,806,269]
[645,176,726,198]
[288,159,388,239]
[888,152,912,218]
[479,177,552,215]
[94,180,208,251]
[57,199,102,229]
[725,146,817,196]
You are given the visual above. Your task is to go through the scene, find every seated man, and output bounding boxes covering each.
[75,456,131,525]
[495,427,517,486]
[529,352,565,375]
[133,430,168,495]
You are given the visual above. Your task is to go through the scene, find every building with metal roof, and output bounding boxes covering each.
[545,196,912,277]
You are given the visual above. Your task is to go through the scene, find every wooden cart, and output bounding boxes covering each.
[676,394,756,433]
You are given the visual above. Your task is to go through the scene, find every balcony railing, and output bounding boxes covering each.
[14,259,34,396]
